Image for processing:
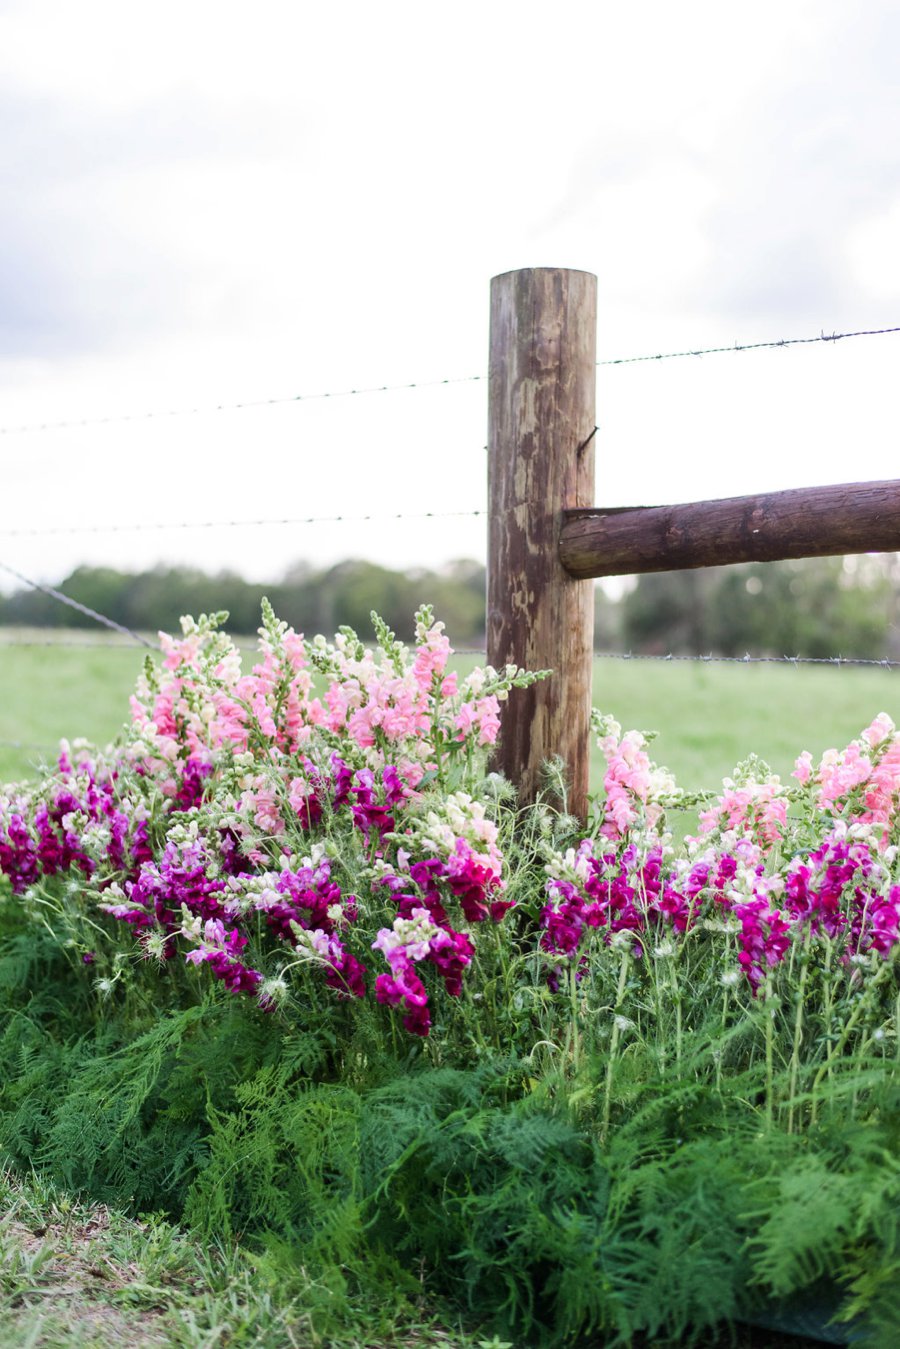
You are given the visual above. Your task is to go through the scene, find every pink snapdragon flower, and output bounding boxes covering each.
[593,715,676,840]
[699,780,788,847]
[817,744,873,812]
[455,694,501,746]
[794,715,900,844]
[792,751,813,786]
[239,779,286,838]
[412,621,453,692]
[863,736,900,832]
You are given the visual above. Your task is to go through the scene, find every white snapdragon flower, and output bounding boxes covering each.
[79,822,112,862]
[462,667,486,696]
[288,924,340,966]
[648,766,678,798]
[180,906,203,941]
[372,908,440,962]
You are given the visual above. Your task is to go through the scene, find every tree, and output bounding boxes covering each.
[622,557,892,659]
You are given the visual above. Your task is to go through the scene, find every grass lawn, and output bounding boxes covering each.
[590,655,900,791]
[0,1168,490,1349]
[0,1169,831,1349]
[1,629,897,795]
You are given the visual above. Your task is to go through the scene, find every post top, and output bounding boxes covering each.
[491,266,597,285]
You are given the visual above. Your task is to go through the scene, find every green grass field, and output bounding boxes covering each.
[1,629,897,794]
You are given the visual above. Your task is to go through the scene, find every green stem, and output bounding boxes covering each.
[568,958,581,1076]
[600,951,631,1145]
[671,960,683,1075]
[810,956,894,1114]
[811,941,835,1125]
[787,946,809,1134]
[764,973,775,1127]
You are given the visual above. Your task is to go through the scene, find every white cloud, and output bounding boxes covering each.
[847,199,900,301]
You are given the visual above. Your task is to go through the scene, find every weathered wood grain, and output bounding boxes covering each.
[559,480,900,579]
[487,268,597,818]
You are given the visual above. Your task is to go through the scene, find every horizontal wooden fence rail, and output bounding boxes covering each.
[560,479,900,579]
[486,266,900,821]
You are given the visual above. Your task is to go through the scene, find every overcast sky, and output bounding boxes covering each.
[1,0,899,595]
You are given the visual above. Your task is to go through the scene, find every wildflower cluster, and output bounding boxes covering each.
[0,604,543,1036]
[541,713,900,997]
[3,604,899,1051]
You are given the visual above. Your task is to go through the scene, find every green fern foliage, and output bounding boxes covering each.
[3,853,899,1345]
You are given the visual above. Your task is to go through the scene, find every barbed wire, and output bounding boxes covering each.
[0,632,897,668]
[0,562,153,648]
[457,650,900,669]
[2,324,897,439]
[0,634,489,655]
[0,372,487,437]
[2,647,893,764]
[4,508,486,540]
[0,636,155,649]
[596,324,900,366]
[0,636,258,651]
[594,650,900,669]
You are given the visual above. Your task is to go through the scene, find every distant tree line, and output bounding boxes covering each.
[0,559,487,645]
[1,554,897,659]
[615,555,899,660]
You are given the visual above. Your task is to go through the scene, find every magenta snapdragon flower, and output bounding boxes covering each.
[184,918,262,995]
[373,908,475,1036]
[731,897,792,991]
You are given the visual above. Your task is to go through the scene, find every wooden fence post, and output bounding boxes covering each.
[487,267,597,819]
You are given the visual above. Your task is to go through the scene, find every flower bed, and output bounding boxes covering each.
[1,605,897,1346]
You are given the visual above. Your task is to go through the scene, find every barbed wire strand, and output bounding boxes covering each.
[0,562,154,648]
[594,650,900,669]
[596,324,900,366]
[0,635,488,655]
[2,324,898,439]
[0,636,259,652]
[0,632,897,668]
[0,373,487,437]
[4,508,485,540]
[0,637,140,648]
